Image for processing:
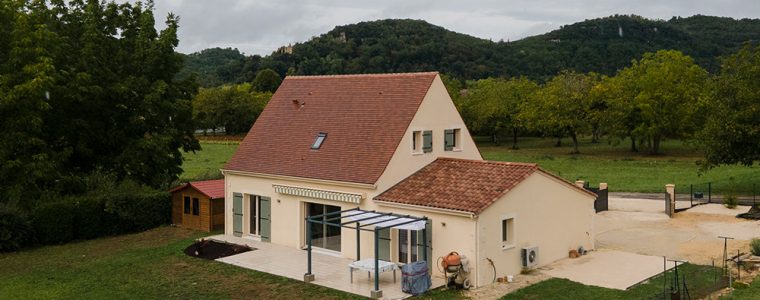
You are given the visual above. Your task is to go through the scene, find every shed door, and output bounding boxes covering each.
[378,228,390,261]
[416,219,432,269]
[259,196,271,242]
[233,192,243,237]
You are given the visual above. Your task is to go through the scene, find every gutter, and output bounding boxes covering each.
[220,169,377,190]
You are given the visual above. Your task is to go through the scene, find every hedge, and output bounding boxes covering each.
[27,182,172,247]
[0,204,33,251]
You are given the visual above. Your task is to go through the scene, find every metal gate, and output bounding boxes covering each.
[585,184,608,213]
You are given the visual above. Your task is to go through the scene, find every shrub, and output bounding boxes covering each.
[724,194,738,209]
[72,196,105,240]
[34,201,76,244]
[751,238,760,256]
[0,203,33,251]
[103,179,171,231]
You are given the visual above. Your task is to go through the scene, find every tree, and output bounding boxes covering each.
[698,44,760,168]
[0,1,199,206]
[520,71,599,154]
[468,77,538,148]
[192,84,271,135]
[251,68,282,92]
[604,50,708,154]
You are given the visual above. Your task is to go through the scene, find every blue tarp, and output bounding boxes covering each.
[401,260,431,295]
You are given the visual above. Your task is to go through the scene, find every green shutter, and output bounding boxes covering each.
[417,219,433,270]
[444,129,454,151]
[422,130,432,153]
[233,193,243,237]
[378,228,391,261]
[259,196,271,242]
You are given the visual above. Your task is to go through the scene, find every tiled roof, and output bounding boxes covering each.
[224,72,438,184]
[169,179,225,199]
[374,158,546,214]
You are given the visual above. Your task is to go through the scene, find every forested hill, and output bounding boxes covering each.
[178,15,760,87]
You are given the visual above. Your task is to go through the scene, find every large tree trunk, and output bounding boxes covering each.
[630,135,638,152]
[555,135,562,147]
[651,135,661,155]
[591,124,599,143]
[492,132,499,145]
[570,130,580,154]
[511,128,519,150]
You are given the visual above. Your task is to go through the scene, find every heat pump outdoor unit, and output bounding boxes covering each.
[521,246,539,268]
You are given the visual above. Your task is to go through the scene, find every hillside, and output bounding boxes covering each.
[179,15,760,86]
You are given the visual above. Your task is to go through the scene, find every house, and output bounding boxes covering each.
[221,72,595,294]
[170,179,225,232]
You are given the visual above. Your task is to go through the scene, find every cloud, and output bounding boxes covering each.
[146,0,760,55]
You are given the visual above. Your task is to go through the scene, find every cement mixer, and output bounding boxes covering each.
[440,251,471,289]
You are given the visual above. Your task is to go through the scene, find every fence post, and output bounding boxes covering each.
[690,184,693,207]
[708,182,712,203]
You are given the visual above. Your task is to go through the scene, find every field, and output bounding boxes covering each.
[181,137,760,194]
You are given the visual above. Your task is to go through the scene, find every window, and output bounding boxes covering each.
[192,198,200,215]
[183,196,191,214]
[398,229,419,264]
[444,129,460,151]
[311,133,327,149]
[501,217,515,249]
[412,131,422,153]
[422,130,432,153]
[250,195,260,235]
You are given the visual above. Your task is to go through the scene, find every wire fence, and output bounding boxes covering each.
[673,180,759,206]
[646,263,728,300]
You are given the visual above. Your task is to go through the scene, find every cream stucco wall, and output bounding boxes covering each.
[222,74,481,274]
[474,172,596,286]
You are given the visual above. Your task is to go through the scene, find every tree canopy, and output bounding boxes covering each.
[0,0,198,207]
[192,84,271,135]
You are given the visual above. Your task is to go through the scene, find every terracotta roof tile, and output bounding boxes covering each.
[374,158,539,214]
[224,72,438,184]
[169,179,225,199]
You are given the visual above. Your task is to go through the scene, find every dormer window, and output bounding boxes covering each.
[311,133,327,149]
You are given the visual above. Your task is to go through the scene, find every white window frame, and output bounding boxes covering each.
[397,229,419,264]
[248,195,261,237]
[411,130,423,155]
[501,214,516,250]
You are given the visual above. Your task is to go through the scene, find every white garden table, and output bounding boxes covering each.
[349,259,399,283]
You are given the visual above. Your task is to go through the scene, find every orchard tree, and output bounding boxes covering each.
[605,50,708,154]
[698,44,760,168]
[193,84,271,135]
[520,71,599,154]
[251,68,282,92]
[468,77,538,148]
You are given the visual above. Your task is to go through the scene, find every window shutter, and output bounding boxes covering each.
[444,129,454,151]
[422,130,432,153]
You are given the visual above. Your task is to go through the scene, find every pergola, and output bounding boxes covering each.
[304,207,429,298]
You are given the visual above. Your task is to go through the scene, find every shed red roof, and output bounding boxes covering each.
[224,72,438,184]
[169,179,225,199]
[375,158,576,214]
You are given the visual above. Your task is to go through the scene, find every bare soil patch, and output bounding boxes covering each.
[184,239,253,260]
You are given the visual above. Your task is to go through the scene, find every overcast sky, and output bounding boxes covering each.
[148,0,760,56]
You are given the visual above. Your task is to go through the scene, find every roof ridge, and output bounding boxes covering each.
[436,157,538,167]
[285,72,439,80]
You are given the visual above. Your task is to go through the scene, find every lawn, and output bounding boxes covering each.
[503,263,724,300]
[182,137,760,195]
[0,226,462,300]
[722,275,760,299]
[180,142,238,181]
[480,137,760,194]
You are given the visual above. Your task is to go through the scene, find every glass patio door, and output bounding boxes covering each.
[306,202,341,252]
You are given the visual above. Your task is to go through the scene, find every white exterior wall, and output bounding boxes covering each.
[222,74,481,274]
[474,172,596,285]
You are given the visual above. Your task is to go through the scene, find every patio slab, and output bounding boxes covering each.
[207,234,444,299]
[539,250,678,290]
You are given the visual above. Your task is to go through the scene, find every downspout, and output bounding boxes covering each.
[473,214,480,288]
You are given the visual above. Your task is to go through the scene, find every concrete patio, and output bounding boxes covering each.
[207,234,445,299]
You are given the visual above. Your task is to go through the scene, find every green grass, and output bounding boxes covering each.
[180,142,238,181]
[180,137,760,194]
[0,227,363,299]
[722,275,760,299]
[480,137,760,194]
[503,263,723,300]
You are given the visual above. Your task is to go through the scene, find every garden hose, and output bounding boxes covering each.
[486,257,497,283]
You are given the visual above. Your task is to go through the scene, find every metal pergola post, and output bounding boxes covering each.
[373,227,380,293]
[422,217,428,262]
[304,217,314,282]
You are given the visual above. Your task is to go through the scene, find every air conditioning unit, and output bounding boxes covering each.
[521,246,539,268]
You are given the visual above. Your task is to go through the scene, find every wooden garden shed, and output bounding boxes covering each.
[170,179,225,232]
